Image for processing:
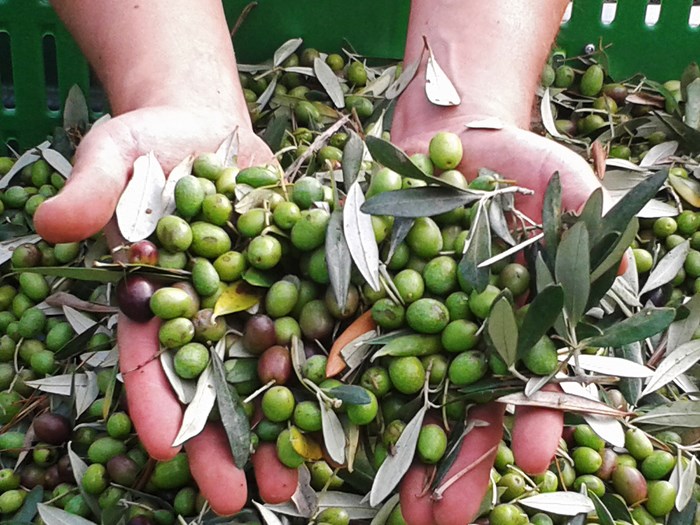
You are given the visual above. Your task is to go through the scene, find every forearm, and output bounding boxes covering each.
[51,0,249,119]
[398,0,568,129]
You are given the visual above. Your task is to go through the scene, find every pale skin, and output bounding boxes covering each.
[36,1,602,521]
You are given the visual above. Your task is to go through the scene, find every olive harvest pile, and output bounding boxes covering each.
[0,39,697,525]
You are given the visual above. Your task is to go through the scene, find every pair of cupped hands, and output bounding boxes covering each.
[32,92,601,523]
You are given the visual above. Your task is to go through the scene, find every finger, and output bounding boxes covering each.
[511,385,564,475]
[399,463,437,525]
[34,120,134,243]
[252,443,299,504]
[184,424,247,516]
[431,403,504,525]
[118,314,183,461]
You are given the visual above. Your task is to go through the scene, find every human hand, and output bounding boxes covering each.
[33,107,295,515]
[390,102,601,525]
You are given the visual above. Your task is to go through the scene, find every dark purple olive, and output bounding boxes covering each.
[117,275,157,323]
[126,518,154,525]
[20,464,46,489]
[106,454,140,487]
[257,345,292,384]
[242,314,276,354]
[641,283,672,307]
[34,412,71,445]
[602,83,629,105]
[57,454,73,483]
[43,465,61,489]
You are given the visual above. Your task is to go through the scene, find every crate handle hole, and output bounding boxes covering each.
[42,33,60,112]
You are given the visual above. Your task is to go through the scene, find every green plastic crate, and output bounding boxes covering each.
[1,0,700,154]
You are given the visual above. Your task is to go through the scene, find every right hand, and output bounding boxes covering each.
[34,107,299,515]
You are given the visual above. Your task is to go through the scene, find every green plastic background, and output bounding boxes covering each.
[1,0,699,153]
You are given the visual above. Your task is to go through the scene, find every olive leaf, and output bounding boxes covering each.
[639,240,690,296]
[254,501,284,525]
[63,305,97,334]
[633,400,700,428]
[262,109,290,152]
[588,490,615,525]
[669,173,700,207]
[340,330,376,373]
[478,233,544,269]
[326,210,352,310]
[370,494,400,525]
[496,391,627,418]
[74,370,100,419]
[583,307,675,348]
[41,148,72,178]
[574,354,653,378]
[116,152,167,242]
[584,413,625,448]
[172,356,217,447]
[674,456,697,511]
[590,218,638,282]
[210,347,251,468]
[685,79,700,130]
[600,494,633,523]
[290,464,317,518]
[361,187,479,218]
[640,339,700,398]
[669,499,698,525]
[542,172,561,266]
[640,140,679,168]
[314,57,345,108]
[384,217,413,264]
[423,37,460,106]
[519,492,595,516]
[325,385,371,405]
[0,224,30,242]
[369,405,427,506]
[487,297,518,367]
[343,181,380,291]
[342,131,364,188]
[386,55,421,100]
[458,200,491,293]
[290,335,307,385]
[256,76,278,112]
[14,486,43,524]
[667,294,700,352]
[0,144,46,189]
[594,169,667,247]
[53,324,101,360]
[540,88,565,139]
[273,38,303,67]
[62,85,89,131]
[488,196,516,246]
[38,503,97,525]
[555,221,590,327]
[578,187,604,241]
[213,281,264,319]
[516,285,563,358]
[358,65,397,97]
[67,443,101,518]
[318,392,346,465]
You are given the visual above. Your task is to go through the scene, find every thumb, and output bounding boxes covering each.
[34,121,134,243]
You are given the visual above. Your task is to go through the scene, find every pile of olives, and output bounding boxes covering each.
[0,44,697,525]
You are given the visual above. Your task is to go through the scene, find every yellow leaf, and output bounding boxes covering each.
[289,426,323,461]
[669,174,700,207]
[213,281,263,319]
